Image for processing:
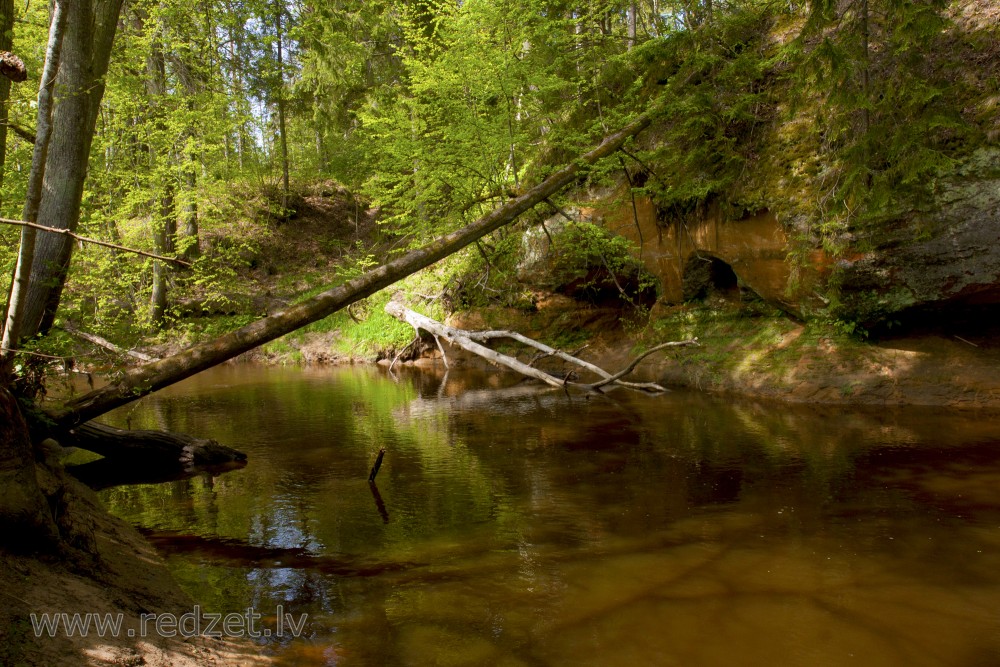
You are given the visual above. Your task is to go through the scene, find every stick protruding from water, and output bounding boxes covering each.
[368,447,386,483]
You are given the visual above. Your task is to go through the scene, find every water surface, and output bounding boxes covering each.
[96,364,1000,666]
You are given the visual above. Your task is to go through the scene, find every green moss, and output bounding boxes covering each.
[638,302,872,392]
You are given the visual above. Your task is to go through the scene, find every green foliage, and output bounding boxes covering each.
[355,0,651,242]
[0,0,994,370]
[544,221,659,309]
[627,4,778,218]
[792,0,969,236]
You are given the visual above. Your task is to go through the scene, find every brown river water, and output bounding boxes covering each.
[94,364,1000,666]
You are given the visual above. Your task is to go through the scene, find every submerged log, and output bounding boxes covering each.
[385,301,698,392]
[58,421,247,468]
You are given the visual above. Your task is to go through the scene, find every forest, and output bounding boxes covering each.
[0,0,998,664]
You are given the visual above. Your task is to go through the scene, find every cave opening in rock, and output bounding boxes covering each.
[682,254,740,302]
[870,296,1000,348]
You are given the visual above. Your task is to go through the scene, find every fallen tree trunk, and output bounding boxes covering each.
[46,109,657,429]
[57,421,247,468]
[65,456,247,491]
[385,301,698,392]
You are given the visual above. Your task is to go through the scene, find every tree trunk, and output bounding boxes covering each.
[0,386,59,548]
[859,0,871,187]
[18,0,124,341]
[149,194,174,326]
[627,0,637,50]
[46,110,656,428]
[181,154,200,260]
[59,421,246,468]
[144,18,174,328]
[274,0,290,211]
[172,47,204,261]
[228,27,249,170]
[0,0,15,207]
[1,2,67,363]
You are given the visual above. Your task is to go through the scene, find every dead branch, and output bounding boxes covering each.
[580,340,699,391]
[385,301,697,393]
[0,217,192,268]
[60,324,158,362]
[544,198,576,222]
[3,120,36,143]
[465,330,665,391]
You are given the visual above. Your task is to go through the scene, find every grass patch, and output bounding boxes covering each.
[638,301,872,391]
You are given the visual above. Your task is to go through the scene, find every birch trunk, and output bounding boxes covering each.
[18,0,125,340]
[0,0,15,207]
[1,2,68,362]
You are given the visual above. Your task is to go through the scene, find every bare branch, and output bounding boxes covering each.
[3,120,36,143]
[60,324,158,362]
[580,340,699,391]
[0,217,192,268]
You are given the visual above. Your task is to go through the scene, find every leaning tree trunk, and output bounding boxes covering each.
[19,0,124,341]
[46,109,657,429]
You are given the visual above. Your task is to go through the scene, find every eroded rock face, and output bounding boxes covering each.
[528,149,1000,329]
[830,149,1000,326]
[598,194,816,316]
[517,209,658,308]
[595,147,1000,329]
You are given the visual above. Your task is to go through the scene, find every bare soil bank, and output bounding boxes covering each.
[445,300,1000,410]
[0,464,272,667]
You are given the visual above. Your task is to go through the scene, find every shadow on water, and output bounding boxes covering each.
[69,459,247,491]
[140,530,419,576]
[94,364,1000,667]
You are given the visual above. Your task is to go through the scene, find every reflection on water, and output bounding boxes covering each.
[95,365,1000,666]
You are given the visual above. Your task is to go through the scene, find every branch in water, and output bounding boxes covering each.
[385,301,698,393]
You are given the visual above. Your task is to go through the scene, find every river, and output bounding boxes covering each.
[94,364,1000,666]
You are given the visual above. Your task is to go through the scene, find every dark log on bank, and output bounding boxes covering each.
[58,421,247,468]
[140,530,418,576]
[45,108,658,429]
